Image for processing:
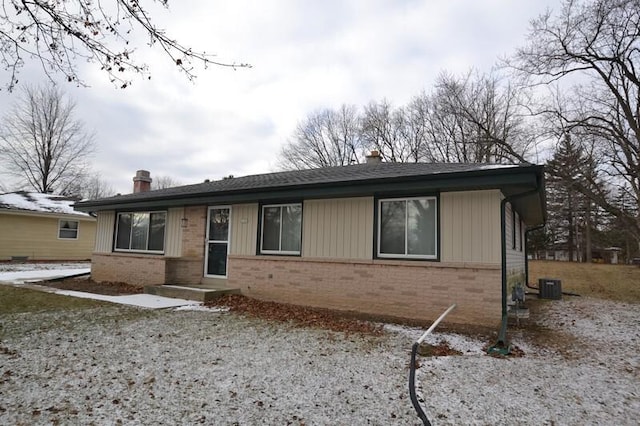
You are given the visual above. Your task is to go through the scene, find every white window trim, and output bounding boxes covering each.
[58,219,79,240]
[377,196,438,260]
[204,206,232,279]
[114,211,166,254]
[260,203,302,255]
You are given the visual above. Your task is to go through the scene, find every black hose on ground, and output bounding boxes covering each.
[409,342,431,426]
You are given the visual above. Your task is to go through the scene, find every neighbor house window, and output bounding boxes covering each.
[378,196,437,259]
[58,220,79,239]
[115,212,166,253]
[260,203,302,255]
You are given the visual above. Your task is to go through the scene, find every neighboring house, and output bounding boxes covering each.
[0,191,97,261]
[74,159,546,326]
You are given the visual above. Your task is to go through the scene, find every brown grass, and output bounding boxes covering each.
[0,286,105,314]
[529,260,640,303]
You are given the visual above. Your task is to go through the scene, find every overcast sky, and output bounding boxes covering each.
[0,0,561,195]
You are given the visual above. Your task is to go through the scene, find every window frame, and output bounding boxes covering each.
[259,202,303,256]
[58,219,79,240]
[376,195,439,260]
[204,205,232,278]
[114,210,167,254]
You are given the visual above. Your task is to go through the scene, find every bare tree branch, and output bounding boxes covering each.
[152,174,182,190]
[279,105,362,170]
[0,1,250,91]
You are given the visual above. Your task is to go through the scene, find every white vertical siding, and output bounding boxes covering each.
[230,204,258,255]
[440,190,501,264]
[94,211,115,253]
[164,207,184,257]
[302,197,373,259]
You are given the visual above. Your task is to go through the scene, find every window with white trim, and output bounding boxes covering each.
[260,203,302,255]
[378,196,437,259]
[115,211,166,253]
[58,220,79,239]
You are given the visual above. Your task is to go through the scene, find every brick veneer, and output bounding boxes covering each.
[182,206,206,258]
[91,253,166,286]
[227,255,502,326]
[166,257,203,285]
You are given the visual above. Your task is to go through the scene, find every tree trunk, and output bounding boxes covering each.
[585,201,592,263]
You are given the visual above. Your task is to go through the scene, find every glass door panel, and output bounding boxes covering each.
[206,207,230,277]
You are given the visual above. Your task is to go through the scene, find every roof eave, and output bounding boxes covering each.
[74,165,545,213]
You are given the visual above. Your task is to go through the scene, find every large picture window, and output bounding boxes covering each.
[260,203,302,255]
[58,220,79,239]
[378,197,437,259]
[115,211,166,253]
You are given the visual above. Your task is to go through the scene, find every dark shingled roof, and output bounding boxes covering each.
[75,162,546,224]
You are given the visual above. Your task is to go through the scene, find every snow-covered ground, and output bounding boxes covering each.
[0,261,91,283]
[0,266,638,424]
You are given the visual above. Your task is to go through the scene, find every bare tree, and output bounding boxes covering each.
[360,99,423,162]
[510,0,640,251]
[64,175,116,200]
[428,70,535,163]
[279,105,362,170]
[0,1,250,91]
[152,175,182,190]
[0,85,94,194]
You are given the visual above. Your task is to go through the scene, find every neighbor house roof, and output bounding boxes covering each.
[0,191,93,218]
[74,162,546,225]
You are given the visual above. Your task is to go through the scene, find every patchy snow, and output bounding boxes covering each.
[174,304,229,313]
[0,268,90,284]
[0,191,90,217]
[478,164,520,169]
[0,280,638,424]
[0,262,90,273]
[385,324,488,355]
[52,290,201,309]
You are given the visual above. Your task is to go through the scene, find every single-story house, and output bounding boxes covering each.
[74,158,546,327]
[0,191,97,261]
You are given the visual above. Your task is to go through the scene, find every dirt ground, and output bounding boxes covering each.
[44,276,143,296]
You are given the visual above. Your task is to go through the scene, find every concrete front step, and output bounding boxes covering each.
[144,285,240,303]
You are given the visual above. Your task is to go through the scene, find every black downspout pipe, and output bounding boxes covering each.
[524,224,546,289]
[495,188,543,349]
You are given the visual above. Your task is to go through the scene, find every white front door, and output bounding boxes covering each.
[205,206,231,278]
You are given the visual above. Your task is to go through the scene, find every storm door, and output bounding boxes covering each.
[205,206,231,277]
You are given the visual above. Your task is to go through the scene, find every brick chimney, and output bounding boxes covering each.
[365,150,382,164]
[133,170,152,193]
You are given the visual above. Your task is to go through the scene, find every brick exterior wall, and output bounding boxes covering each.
[166,258,203,285]
[91,253,166,286]
[227,255,502,326]
[182,206,206,258]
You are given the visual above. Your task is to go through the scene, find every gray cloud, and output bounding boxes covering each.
[0,0,561,194]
